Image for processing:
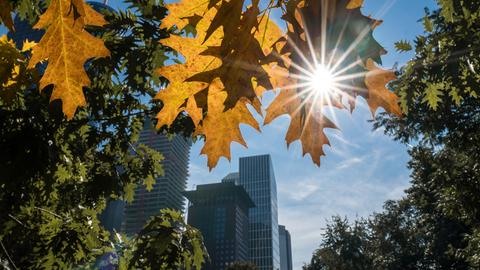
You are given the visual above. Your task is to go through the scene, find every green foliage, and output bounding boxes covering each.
[120,209,207,270]
[0,0,202,269]
[390,1,480,117]
[422,14,433,32]
[422,81,444,110]
[302,217,372,270]
[438,0,454,22]
[394,40,412,52]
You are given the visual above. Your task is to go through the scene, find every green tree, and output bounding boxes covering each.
[302,217,372,270]
[0,1,203,269]
[375,0,480,267]
[119,209,207,270]
[305,1,480,269]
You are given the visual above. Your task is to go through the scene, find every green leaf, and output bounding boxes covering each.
[399,88,409,114]
[54,164,70,183]
[449,88,463,105]
[422,82,444,110]
[394,40,412,52]
[423,15,433,32]
[439,0,454,22]
[124,183,136,203]
[143,174,155,192]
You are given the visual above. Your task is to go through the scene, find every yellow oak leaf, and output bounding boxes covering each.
[265,88,336,166]
[161,0,210,30]
[28,0,110,119]
[0,0,14,31]
[256,14,294,93]
[155,2,222,129]
[198,79,260,170]
[155,64,210,128]
[365,59,401,116]
[190,5,274,109]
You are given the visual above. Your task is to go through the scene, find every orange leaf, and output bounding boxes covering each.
[265,88,336,166]
[157,0,285,169]
[198,79,260,170]
[365,59,402,117]
[28,0,110,119]
[155,1,222,128]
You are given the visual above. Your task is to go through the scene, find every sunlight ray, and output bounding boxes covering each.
[334,71,369,82]
[329,25,372,72]
[284,35,317,72]
[299,5,320,68]
[333,82,368,93]
[331,58,364,77]
[320,0,329,66]
[326,13,351,70]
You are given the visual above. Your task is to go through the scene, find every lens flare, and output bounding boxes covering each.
[308,64,336,96]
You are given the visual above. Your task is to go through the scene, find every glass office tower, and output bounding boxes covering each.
[239,155,280,270]
[122,121,191,235]
[279,225,293,270]
[184,182,254,270]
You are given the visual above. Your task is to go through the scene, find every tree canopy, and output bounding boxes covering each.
[0,0,204,268]
[304,1,480,269]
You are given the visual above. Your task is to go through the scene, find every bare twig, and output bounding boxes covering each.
[7,215,25,228]
[33,206,62,219]
[0,238,18,270]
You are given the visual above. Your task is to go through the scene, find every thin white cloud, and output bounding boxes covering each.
[335,156,365,170]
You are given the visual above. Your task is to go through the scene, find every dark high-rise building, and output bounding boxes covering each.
[184,182,254,270]
[239,154,280,270]
[279,225,293,270]
[222,172,240,185]
[122,121,191,235]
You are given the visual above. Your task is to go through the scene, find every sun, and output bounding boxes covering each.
[307,64,336,96]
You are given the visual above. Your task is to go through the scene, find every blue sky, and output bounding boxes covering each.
[181,0,437,269]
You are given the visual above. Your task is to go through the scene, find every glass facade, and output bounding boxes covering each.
[185,182,254,270]
[279,225,293,270]
[122,121,191,235]
[239,155,280,270]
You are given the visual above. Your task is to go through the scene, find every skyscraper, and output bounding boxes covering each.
[222,172,240,185]
[184,181,254,270]
[122,121,191,235]
[279,225,293,270]
[239,154,280,270]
